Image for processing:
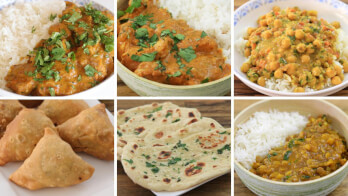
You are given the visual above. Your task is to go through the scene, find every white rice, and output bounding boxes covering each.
[236,28,348,92]
[235,110,308,169]
[0,0,66,89]
[155,0,231,63]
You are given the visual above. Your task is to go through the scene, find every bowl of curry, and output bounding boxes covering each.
[234,0,348,96]
[117,0,231,96]
[234,100,348,196]
[0,0,114,97]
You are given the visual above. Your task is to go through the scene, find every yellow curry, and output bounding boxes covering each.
[117,0,230,85]
[5,2,114,96]
[241,6,348,92]
[251,115,348,182]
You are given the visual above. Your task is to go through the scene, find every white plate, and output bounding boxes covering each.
[234,0,348,96]
[0,0,115,98]
[0,100,114,196]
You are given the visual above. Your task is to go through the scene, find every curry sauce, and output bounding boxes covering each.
[251,115,348,182]
[117,0,230,85]
[5,2,114,96]
[241,6,348,92]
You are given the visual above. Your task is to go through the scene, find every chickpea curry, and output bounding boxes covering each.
[5,2,114,96]
[117,0,230,85]
[241,6,348,92]
[251,115,348,182]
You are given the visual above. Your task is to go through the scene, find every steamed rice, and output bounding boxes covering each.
[155,0,231,63]
[0,0,65,89]
[235,110,308,169]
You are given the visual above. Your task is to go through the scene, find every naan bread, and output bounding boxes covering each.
[117,102,178,126]
[117,105,201,160]
[0,109,56,166]
[57,104,114,160]
[121,128,231,192]
[10,128,94,190]
[0,100,24,138]
[38,100,89,125]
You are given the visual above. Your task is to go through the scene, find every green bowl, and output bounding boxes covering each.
[234,100,348,196]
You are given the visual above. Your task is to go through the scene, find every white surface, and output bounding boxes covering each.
[0,0,115,98]
[0,100,114,196]
[234,0,348,96]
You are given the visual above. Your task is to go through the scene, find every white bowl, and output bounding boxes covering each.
[234,0,348,96]
[0,0,115,98]
[234,100,348,196]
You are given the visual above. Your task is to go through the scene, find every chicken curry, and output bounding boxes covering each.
[117,0,230,85]
[241,6,348,92]
[5,2,114,96]
[251,115,348,182]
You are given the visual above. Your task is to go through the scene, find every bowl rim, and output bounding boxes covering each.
[0,0,115,97]
[234,99,348,186]
[234,0,348,96]
[117,60,231,89]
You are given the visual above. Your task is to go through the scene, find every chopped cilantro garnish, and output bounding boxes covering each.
[201,78,209,84]
[131,52,157,62]
[154,61,166,72]
[31,26,36,33]
[178,47,196,62]
[124,159,133,164]
[84,65,99,77]
[48,87,55,96]
[201,31,208,38]
[49,13,57,21]
[67,11,82,25]
[217,144,230,154]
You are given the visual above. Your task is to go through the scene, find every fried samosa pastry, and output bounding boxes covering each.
[10,128,95,190]
[0,109,55,166]
[38,100,89,125]
[0,100,24,138]
[57,104,114,160]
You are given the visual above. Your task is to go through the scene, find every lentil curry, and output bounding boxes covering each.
[251,115,348,182]
[5,2,114,96]
[241,6,348,92]
[117,0,230,85]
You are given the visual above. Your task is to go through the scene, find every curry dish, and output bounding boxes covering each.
[241,6,348,92]
[117,0,230,85]
[251,115,348,182]
[5,2,114,96]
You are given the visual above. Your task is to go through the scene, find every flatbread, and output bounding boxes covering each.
[10,128,94,190]
[121,128,231,192]
[58,104,114,160]
[0,100,24,138]
[38,100,89,125]
[0,109,56,166]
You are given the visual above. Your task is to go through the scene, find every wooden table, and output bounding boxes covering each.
[100,100,114,114]
[234,0,348,96]
[117,100,231,195]
[234,100,348,196]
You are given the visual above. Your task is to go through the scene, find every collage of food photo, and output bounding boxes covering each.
[0,0,348,195]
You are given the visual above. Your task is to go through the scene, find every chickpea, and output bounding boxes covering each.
[287,55,297,63]
[313,39,322,48]
[266,12,273,19]
[259,19,268,27]
[267,17,274,26]
[294,87,305,92]
[308,10,318,16]
[331,76,342,85]
[261,30,272,40]
[295,29,305,39]
[331,21,341,29]
[273,6,280,12]
[326,67,337,78]
[312,67,321,76]
[281,37,291,49]
[257,76,266,87]
[274,31,282,37]
[274,68,283,79]
[247,27,256,35]
[306,46,315,54]
[305,34,314,43]
[241,62,251,73]
[274,19,282,28]
[267,52,275,62]
[244,48,251,57]
[288,12,297,20]
[301,55,310,64]
[286,63,297,75]
[270,61,279,71]
[286,28,295,36]
[296,43,306,53]
[334,64,342,74]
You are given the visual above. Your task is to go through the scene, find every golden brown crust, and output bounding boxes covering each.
[0,100,25,138]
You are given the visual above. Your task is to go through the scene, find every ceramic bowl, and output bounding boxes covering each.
[234,0,348,96]
[234,100,348,196]
[117,0,231,96]
[0,0,115,98]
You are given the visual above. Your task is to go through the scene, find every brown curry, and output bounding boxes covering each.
[251,115,348,182]
[5,2,114,96]
[117,0,230,85]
